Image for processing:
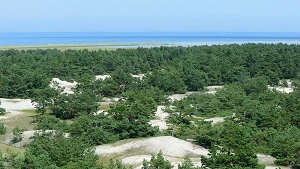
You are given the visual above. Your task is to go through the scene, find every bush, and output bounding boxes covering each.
[11,126,24,144]
[0,123,6,135]
[0,108,5,115]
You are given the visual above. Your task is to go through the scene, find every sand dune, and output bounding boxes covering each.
[95,136,209,158]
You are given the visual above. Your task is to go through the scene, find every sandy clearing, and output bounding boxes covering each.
[204,117,225,125]
[168,86,224,101]
[2,130,69,147]
[95,136,284,169]
[268,86,293,93]
[50,78,77,94]
[95,75,111,81]
[0,98,35,119]
[168,92,197,102]
[95,136,209,158]
[265,166,290,169]
[149,106,169,131]
[122,155,152,165]
[205,86,224,92]
[102,97,120,102]
[204,86,224,95]
[257,154,276,165]
[130,74,145,80]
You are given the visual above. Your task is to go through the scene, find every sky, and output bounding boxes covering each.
[0,0,299,32]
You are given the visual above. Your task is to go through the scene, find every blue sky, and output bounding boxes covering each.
[0,0,299,32]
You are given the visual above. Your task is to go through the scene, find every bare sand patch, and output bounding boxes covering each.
[149,106,169,131]
[50,78,77,94]
[95,136,209,158]
[168,92,197,101]
[257,154,276,165]
[268,86,293,93]
[95,75,111,81]
[204,117,225,125]
[130,74,145,80]
[95,136,210,168]
[205,86,224,94]
[265,166,290,169]
[0,98,35,119]
[2,130,69,147]
[95,135,283,169]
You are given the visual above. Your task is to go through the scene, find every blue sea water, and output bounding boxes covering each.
[1,32,300,47]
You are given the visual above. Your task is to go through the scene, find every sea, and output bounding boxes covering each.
[1,32,300,48]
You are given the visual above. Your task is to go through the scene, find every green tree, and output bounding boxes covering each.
[0,100,5,115]
[0,123,6,135]
[23,131,101,168]
[201,121,264,169]
[11,126,24,144]
[142,151,173,169]
[178,157,199,169]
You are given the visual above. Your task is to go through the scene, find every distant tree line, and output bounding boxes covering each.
[1,43,300,98]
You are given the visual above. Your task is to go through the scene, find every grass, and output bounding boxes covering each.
[0,143,25,155]
[99,102,111,111]
[20,109,36,114]
[0,109,36,135]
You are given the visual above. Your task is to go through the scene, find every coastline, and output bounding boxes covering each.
[1,40,300,50]
[1,32,300,50]
[0,43,173,50]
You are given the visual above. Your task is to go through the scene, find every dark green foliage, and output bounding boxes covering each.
[201,121,265,169]
[104,159,128,169]
[178,157,200,169]
[23,131,102,168]
[11,126,24,144]
[0,108,5,116]
[142,151,173,169]
[1,44,300,98]
[0,123,6,135]
[69,115,120,145]
[145,69,187,93]
[241,77,268,95]
[34,115,68,131]
[183,68,208,91]
[0,100,5,115]
[33,87,99,120]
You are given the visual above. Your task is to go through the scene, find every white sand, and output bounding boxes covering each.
[50,78,77,94]
[0,98,35,119]
[3,130,69,147]
[257,154,276,164]
[168,86,224,101]
[205,86,224,94]
[204,117,225,125]
[265,166,290,169]
[95,75,111,80]
[131,74,145,80]
[168,92,197,102]
[268,86,293,93]
[149,106,169,131]
[95,136,283,169]
[95,136,209,158]
[95,136,209,169]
